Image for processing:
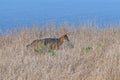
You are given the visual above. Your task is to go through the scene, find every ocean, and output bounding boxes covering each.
[0,0,120,32]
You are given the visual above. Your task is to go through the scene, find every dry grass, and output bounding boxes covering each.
[0,23,120,80]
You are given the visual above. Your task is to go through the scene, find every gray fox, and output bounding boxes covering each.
[26,34,73,49]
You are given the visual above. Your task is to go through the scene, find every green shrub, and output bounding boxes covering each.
[34,45,57,56]
[81,46,93,53]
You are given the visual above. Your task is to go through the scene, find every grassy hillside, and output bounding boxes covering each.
[0,24,120,80]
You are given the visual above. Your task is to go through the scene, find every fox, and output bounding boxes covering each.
[26,34,73,50]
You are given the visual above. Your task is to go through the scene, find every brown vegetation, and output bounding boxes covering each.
[0,23,120,80]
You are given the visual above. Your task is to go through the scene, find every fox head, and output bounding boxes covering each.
[63,34,69,41]
[60,34,74,49]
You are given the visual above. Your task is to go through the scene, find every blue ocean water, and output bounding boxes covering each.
[0,0,120,32]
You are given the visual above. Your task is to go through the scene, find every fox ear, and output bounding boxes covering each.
[64,34,69,41]
[62,34,67,38]
[61,34,66,37]
[64,33,69,36]
[64,34,67,36]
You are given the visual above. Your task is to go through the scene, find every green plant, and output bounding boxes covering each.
[34,45,57,56]
[34,45,47,53]
[48,49,57,56]
[82,46,93,53]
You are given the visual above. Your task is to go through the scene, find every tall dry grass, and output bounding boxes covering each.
[0,23,120,80]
